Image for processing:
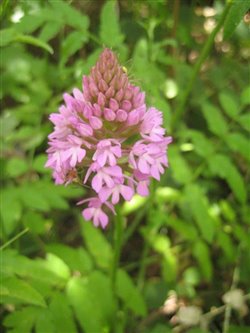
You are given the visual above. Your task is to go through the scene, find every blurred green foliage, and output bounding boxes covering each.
[0,0,249,332]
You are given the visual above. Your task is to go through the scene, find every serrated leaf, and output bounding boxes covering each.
[219,92,239,118]
[202,103,228,137]
[100,0,124,47]
[50,293,77,333]
[193,241,212,281]
[116,269,147,316]
[224,1,250,40]
[185,184,215,243]
[81,221,112,269]
[225,132,250,162]
[208,154,246,203]
[1,277,46,307]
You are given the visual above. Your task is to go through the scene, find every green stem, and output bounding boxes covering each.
[111,206,124,333]
[111,205,124,290]
[137,242,150,291]
[0,228,29,251]
[171,0,233,132]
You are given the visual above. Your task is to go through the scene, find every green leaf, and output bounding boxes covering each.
[14,34,53,54]
[88,271,115,324]
[100,0,124,47]
[0,188,22,236]
[35,308,55,333]
[39,21,62,42]
[46,243,93,274]
[241,85,250,106]
[0,28,18,46]
[66,277,104,333]
[217,231,235,262]
[202,103,228,137]
[193,241,212,281]
[49,0,89,32]
[44,253,71,280]
[6,157,29,177]
[166,217,198,241]
[4,307,39,333]
[1,277,46,307]
[23,211,47,235]
[116,269,147,316]
[237,113,250,132]
[168,146,192,184]
[152,235,177,282]
[188,130,214,158]
[2,250,66,288]
[15,14,45,34]
[185,184,215,243]
[208,154,246,203]
[224,0,250,40]
[219,92,239,119]
[0,28,53,54]
[81,221,112,269]
[225,132,250,162]
[17,184,50,211]
[60,31,87,66]
[50,293,77,333]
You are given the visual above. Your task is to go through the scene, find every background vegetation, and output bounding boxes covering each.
[1,0,249,332]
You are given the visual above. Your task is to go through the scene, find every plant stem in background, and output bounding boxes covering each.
[111,205,124,290]
[110,206,124,333]
[171,0,233,132]
[0,228,29,251]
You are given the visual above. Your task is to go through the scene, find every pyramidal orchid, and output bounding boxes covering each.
[46,48,172,228]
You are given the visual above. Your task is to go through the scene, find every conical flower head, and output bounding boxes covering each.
[46,48,172,228]
[83,48,145,123]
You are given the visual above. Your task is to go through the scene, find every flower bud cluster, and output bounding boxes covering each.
[46,48,172,228]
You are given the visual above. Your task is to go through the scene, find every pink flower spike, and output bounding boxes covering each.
[99,183,134,204]
[46,48,172,227]
[62,135,86,168]
[104,108,116,121]
[93,139,121,167]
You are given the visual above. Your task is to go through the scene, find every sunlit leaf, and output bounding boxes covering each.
[1,277,46,307]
